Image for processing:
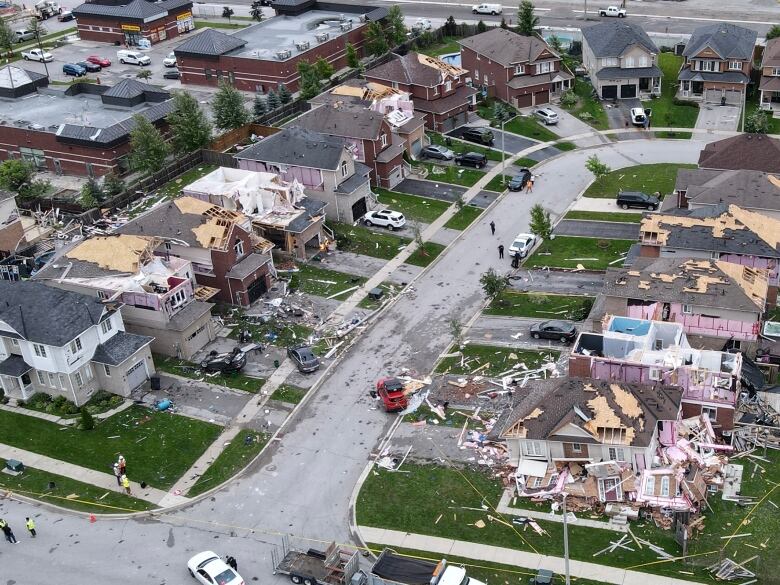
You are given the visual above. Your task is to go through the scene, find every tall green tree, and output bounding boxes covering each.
[0,20,14,56]
[585,154,611,179]
[267,89,281,110]
[314,56,334,80]
[745,109,769,134]
[0,159,33,193]
[386,5,407,45]
[28,17,46,37]
[211,80,250,130]
[277,84,292,104]
[517,0,539,36]
[298,60,322,100]
[767,24,780,40]
[500,17,508,29]
[250,0,265,21]
[529,204,552,241]
[129,115,169,175]
[168,91,212,154]
[102,172,125,197]
[476,20,487,33]
[253,93,268,120]
[443,15,457,36]
[480,268,508,304]
[222,6,234,21]
[80,177,104,207]
[548,33,563,54]
[345,42,360,68]
[136,69,152,80]
[364,21,388,56]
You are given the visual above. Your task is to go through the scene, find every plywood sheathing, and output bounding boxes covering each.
[175,196,246,251]
[68,234,159,273]
[417,52,467,78]
[611,383,645,431]
[768,174,780,189]
[174,196,214,216]
[716,260,769,309]
[583,394,636,445]
[332,81,401,101]
[505,407,544,438]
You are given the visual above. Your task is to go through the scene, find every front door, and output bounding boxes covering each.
[601,477,622,502]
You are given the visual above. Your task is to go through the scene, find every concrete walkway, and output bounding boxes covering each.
[0,399,134,425]
[358,526,703,585]
[0,444,184,506]
[570,198,645,213]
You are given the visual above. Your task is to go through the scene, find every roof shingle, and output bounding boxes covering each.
[683,22,757,60]
[582,21,659,58]
[234,127,348,170]
[458,28,557,67]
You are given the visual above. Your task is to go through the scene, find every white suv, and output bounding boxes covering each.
[117,50,151,66]
[363,209,406,230]
[509,233,537,257]
[630,107,647,126]
[534,107,559,125]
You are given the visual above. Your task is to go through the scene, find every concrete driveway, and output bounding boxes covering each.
[554,219,641,240]
[695,103,741,131]
[510,269,606,296]
[519,104,609,147]
[446,126,562,161]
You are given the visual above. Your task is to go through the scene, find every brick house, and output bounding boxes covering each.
[364,51,477,132]
[759,38,780,112]
[118,197,276,307]
[459,28,572,108]
[678,22,757,104]
[73,0,194,46]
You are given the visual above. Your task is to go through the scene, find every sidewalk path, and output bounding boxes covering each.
[358,526,703,585]
[570,198,644,213]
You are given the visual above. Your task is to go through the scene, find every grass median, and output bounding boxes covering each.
[330,223,444,267]
[154,354,266,393]
[444,205,484,230]
[525,236,634,271]
[486,292,594,320]
[436,344,559,376]
[420,162,486,187]
[375,188,451,223]
[583,163,696,199]
[187,430,270,497]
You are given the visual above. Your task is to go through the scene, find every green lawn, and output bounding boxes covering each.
[436,344,559,376]
[228,317,313,348]
[428,132,503,162]
[187,430,269,497]
[330,223,444,267]
[375,188,451,223]
[421,162,486,187]
[584,163,696,198]
[288,263,366,300]
[270,384,309,404]
[0,458,152,513]
[23,390,124,419]
[563,79,609,131]
[525,236,634,270]
[129,164,218,218]
[642,53,699,136]
[745,90,780,134]
[486,292,594,320]
[0,407,220,490]
[194,20,248,29]
[504,115,561,142]
[514,157,540,168]
[417,36,461,57]
[444,205,484,230]
[484,174,509,193]
[406,242,446,267]
[154,354,265,393]
[564,210,644,223]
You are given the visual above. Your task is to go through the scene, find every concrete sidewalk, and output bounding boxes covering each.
[570,198,645,213]
[358,526,704,585]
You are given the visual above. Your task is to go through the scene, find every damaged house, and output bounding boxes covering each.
[182,166,327,259]
[33,234,218,360]
[570,316,742,430]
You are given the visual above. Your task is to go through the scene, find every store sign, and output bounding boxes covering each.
[121,24,141,31]
[177,11,192,20]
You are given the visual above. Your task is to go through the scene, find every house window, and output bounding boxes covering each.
[445,80,452,91]
[474,69,479,80]
[11,338,18,346]
[644,475,655,496]
[85,365,94,381]
[522,441,544,456]
[380,134,388,147]
[340,160,348,178]
[638,55,648,67]
[514,64,525,75]
[682,304,692,314]
[164,242,172,251]
[33,344,47,358]
[773,67,780,76]
[702,405,717,421]
[70,337,82,354]
[97,290,109,300]
[170,288,187,308]
[536,61,552,74]
[74,371,83,387]
[571,443,582,453]
[101,318,113,334]
[234,239,244,258]
[391,81,399,89]
[36,370,46,385]
[624,57,635,68]
[483,74,488,84]
[548,473,559,487]
[729,61,741,71]
[104,364,111,376]
[531,477,544,488]
[710,251,720,260]
[696,60,717,72]
[649,368,661,381]
[608,447,626,461]
[47,372,56,388]
[660,476,670,497]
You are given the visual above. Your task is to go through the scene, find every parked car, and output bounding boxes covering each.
[508,168,532,191]
[62,63,86,77]
[200,347,247,374]
[287,345,320,373]
[413,18,433,31]
[629,107,647,126]
[15,29,35,43]
[163,52,177,67]
[454,152,487,168]
[472,3,502,14]
[599,5,626,17]
[163,68,181,80]
[187,552,244,585]
[534,107,559,125]
[616,191,659,210]
[22,48,52,62]
[363,209,406,230]
[420,144,455,161]
[508,233,537,257]
[86,55,111,67]
[117,49,151,66]
[58,10,74,21]
[77,60,101,73]
[530,320,578,343]
[461,127,495,146]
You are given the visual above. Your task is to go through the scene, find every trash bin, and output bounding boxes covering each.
[5,459,24,473]
[368,287,384,301]
[721,96,726,106]
[150,375,161,391]
[274,359,280,368]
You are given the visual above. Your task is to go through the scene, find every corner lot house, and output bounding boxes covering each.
[0,280,155,405]
[581,21,661,100]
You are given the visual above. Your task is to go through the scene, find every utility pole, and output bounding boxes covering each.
[583,0,588,21]
[562,493,571,585]
[501,117,506,183]
[34,27,49,79]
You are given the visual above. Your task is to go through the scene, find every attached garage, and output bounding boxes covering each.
[513,93,533,108]
[246,275,267,303]
[620,84,637,99]
[126,360,148,391]
[704,88,742,105]
[387,165,403,189]
[411,138,423,156]
[533,89,550,106]
[601,85,617,99]
[351,197,367,221]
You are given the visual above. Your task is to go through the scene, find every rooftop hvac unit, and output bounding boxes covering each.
[340,21,352,32]
[294,40,310,51]
[315,32,329,43]
[275,49,292,60]
[359,14,367,22]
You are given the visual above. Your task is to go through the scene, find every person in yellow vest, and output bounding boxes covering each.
[121,474,131,495]
[25,517,36,538]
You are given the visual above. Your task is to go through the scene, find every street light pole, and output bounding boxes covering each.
[562,493,571,585]
[501,117,506,185]
[34,27,49,79]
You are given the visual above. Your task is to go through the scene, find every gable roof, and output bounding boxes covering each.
[581,21,658,58]
[497,378,682,448]
[73,0,191,19]
[640,205,780,258]
[0,280,111,346]
[457,28,557,67]
[91,331,153,366]
[673,169,780,214]
[291,102,386,140]
[683,22,756,60]
[699,134,780,173]
[173,28,247,57]
[102,78,169,100]
[365,51,466,87]
[601,257,769,312]
[763,37,780,68]
[234,127,347,170]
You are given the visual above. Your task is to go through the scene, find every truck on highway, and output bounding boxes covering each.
[599,6,626,17]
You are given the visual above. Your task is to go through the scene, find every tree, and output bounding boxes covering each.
[129,114,169,175]
[364,21,388,56]
[493,101,513,123]
[443,15,457,37]
[136,69,152,80]
[314,56,334,80]
[222,6,234,21]
[80,407,95,431]
[585,154,611,180]
[745,109,769,134]
[767,24,780,40]
[345,42,360,69]
[250,0,265,22]
[102,172,125,197]
[298,61,321,100]
[517,0,539,36]
[529,204,552,241]
[168,91,212,154]
[266,89,280,110]
[548,33,563,54]
[476,20,487,33]
[568,40,582,57]
[479,268,508,304]
[449,317,464,348]
[386,5,407,45]
[253,93,268,120]
[28,17,46,37]
[211,80,249,130]
[0,20,14,56]
[80,177,104,207]
[278,83,292,104]
[0,159,33,193]
[560,89,577,108]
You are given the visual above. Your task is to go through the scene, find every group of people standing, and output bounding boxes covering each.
[492,221,524,269]
[112,454,132,494]
[0,517,36,544]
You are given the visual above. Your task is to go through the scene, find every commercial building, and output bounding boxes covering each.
[73,0,194,46]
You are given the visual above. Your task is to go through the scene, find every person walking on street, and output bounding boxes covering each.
[121,474,131,495]
[490,220,495,236]
[525,176,534,193]
[2,520,17,544]
[498,244,504,259]
[25,518,36,538]
[113,462,121,486]
[226,555,238,571]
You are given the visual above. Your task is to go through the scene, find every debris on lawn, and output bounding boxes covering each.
[708,557,757,581]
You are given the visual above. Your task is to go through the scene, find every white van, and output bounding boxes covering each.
[472,3,502,14]
[117,50,151,66]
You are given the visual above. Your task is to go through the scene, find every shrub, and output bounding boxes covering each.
[578,112,594,121]
[560,89,577,108]
[80,407,95,430]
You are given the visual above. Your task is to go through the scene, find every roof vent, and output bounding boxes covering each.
[294,40,310,51]
[315,32,329,43]
[340,21,353,32]
[275,49,292,60]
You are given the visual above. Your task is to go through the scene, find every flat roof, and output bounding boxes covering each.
[230,10,364,60]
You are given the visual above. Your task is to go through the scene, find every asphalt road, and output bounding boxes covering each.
[395,178,501,207]
[553,219,640,239]
[467,314,579,349]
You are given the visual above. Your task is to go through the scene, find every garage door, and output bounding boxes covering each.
[246,275,267,303]
[620,84,637,98]
[126,360,148,390]
[514,94,533,108]
[351,197,367,222]
[705,88,741,105]
[533,90,550,106]
[411,138,422,156]
[601,85,617,99]
[387,165,403,189]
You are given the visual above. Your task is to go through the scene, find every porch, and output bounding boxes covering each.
[759,76,780,113]
[0,355,33,401]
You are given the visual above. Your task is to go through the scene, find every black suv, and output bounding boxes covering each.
[454,152,487,168]
[616,191,660,210]
[461,127,494,146]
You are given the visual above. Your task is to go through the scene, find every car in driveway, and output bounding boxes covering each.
[363,209,406,230]
[454,152,487,168]
[287,345,320,373]
[188,551,244,585]
[77,60,101,73]
[461,127,494,146]
[530,320,578,343]
[62,63,86,77]
[420,144,454,161]
[508,168,532,191]
[200,347,247,374]
[508,233,537,257]
[86,55,111,67]
[534,107,559,125]
[629,107,647,126]
[616,190,659,210]
[163,68,180,80]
